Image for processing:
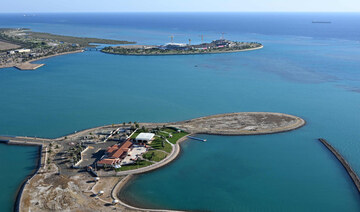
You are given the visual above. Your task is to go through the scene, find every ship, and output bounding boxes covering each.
[312,21,332,24]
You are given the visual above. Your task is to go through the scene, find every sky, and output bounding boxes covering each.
[1,0,360,13]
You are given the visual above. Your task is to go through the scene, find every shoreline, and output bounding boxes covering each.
[114,135,191,211]
[3,112,305,212]
[101,45,263,56]
[0,49,84,70]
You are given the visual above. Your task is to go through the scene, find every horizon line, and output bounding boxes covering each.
[1,11,360,14]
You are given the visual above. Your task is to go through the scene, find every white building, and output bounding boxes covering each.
[15,49,31,53]
[135,133,155,143]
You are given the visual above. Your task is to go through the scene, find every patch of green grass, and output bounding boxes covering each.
[114,160,153,172]
[130,129,149,139]
[149,137,172,153]
[162,128,177,133]
[156,131,168,138]
[143,150,168,162]
[167,132,189,144]
[130,132,140,139]
[159,128,189,144]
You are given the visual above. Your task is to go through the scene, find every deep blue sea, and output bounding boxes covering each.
[0,13,360,211]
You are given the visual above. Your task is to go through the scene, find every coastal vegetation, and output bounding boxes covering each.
[69,143,85,164]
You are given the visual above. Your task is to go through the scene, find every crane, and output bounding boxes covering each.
[169,35,174,43]
[199,34,205,43]
[221,32,227,40]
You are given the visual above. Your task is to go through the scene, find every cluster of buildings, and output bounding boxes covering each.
[97,132,155,168]
[157,39,237,51]
[7,48,31,54]
[0,44,80,67]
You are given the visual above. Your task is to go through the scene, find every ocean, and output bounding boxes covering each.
[0,12,360,211]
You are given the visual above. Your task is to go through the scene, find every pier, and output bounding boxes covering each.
[318,138,360,194]
[187,136,207,142]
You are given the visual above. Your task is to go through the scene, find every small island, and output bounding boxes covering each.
[0,112,304,212]
[0,28,135,70]
[101,39,263,55]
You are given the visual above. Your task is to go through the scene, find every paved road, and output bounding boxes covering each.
[115,140,179,176]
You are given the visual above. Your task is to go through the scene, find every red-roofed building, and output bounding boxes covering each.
[97,140,133,167]
[97,158,121,167]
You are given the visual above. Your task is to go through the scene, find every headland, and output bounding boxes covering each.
[0,112,305,212]
[101,39,263,55]
[0,28,135,70]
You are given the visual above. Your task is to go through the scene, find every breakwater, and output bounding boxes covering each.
[318,138,360,194]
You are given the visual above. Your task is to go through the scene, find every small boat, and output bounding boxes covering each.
[312,21,331,24]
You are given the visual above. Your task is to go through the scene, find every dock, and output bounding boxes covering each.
[187,136,207,142]
[318,138,360,194]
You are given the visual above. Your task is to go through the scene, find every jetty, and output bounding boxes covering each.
[318,138,360,194]
[0,135,52,145]
[15,62,44,70]
[187,136,207,142]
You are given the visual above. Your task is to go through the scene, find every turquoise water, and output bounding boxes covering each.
[0,144,38,212]
[1,13,360,211]
[122,134,359,211]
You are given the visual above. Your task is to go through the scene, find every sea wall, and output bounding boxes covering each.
[318,138,360,194]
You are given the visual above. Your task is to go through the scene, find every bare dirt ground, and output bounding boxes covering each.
[0,40,20,51]
[171,112,305,135]
[20,171,134,212]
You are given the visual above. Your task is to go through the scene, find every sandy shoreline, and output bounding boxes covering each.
[0,49,84,70]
